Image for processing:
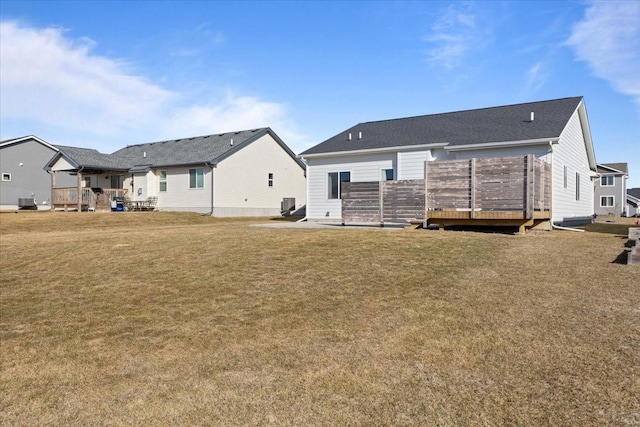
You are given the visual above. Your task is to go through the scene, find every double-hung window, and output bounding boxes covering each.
[328,171,350,199]
[268,173,274,187]
[189,168,204,189]
[601,176,614,186]
[600,196,614,207]
[159,170,167,192]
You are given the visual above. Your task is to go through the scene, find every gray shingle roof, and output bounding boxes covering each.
[597,163,628,174]
[47,128,304,172]
[628,188,640,200]
[55,145,131,170]
[112,128,269,168]
[300,97,583,156]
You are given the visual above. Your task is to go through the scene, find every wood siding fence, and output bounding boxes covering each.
[341,155,551,226]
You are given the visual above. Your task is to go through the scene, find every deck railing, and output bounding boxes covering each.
[52,187,129,210]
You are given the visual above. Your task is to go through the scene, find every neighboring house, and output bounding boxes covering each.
[627,188,640,217]
[299,97,597,226]
[0,135,75,210]
[44,128,306,216]
[594,163,628,216]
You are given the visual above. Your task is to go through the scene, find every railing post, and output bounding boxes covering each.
[379,180,384,226]
[470,158,476,219]
[525,154,534,219]
[424,161,429,228]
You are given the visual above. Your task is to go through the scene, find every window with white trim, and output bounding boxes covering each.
[268,173,274,187]
[1,173,10,182]
[600,175,614,186]
[328,171,350,199]
[575,173,581,201]
[563,166,568,189]
[189,168,204,189]
[600,196,614,207]
[159,170,167,192]
[382,168,394,181]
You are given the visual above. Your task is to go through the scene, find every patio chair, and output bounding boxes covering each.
[144,196,158,211]
[123,197,133,211]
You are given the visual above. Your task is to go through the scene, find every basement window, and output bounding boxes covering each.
[328,171,350,199]
[600,196,614,207]
[2,173,10,182]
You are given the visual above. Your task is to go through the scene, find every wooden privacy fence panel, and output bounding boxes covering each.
[341,181,380,223]
[342,155,551,226]
[342,180,424,224]
[426,154,551,219]
[382,180,425,223]
[424,159,472,211]
[474,156,527,212]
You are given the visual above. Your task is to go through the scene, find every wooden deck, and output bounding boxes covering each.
[52,188,129,211]
[341,155,552,233]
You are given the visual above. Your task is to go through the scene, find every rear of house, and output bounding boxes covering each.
[45,128,306,216]
[300,97,597,227]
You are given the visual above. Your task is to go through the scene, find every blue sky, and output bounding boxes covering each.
[1,0,639,186]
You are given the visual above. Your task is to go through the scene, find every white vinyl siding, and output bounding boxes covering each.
[212,134,306,216]
[551,107,595,222]
[305,152,394,220]
[397,150,431,180]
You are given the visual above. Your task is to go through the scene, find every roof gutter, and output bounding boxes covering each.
[300,142,449,159]
[445,138,558,152]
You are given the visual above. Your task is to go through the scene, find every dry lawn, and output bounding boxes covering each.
[1,212,638,426]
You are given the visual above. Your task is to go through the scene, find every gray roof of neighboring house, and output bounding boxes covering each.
[112,128,270,168]
[55,145,131,170]
[628,188,640,200]
[597,163,628,174]
[46,128,305,172]
[300,97,584,156]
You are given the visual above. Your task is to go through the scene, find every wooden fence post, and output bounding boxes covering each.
[470,158,476,219]
[424,161,429,228]
[379,180,384,226]
[525,154,534,219]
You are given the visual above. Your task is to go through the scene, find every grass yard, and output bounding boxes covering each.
[1,212,638,426]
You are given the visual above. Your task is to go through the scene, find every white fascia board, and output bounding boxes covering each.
[299,143,449,159]
[577,101,597,171]
[444,138,557,152]
[596,164,627,176]
[0,135,59,151]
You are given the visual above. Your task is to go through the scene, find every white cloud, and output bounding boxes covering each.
[525,62,547,92]
[0,21,307,152]
[567,1,640,110]
[423,4,480,69]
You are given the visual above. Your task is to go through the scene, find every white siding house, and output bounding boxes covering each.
[300,97,598,226]
[45,128,306,216]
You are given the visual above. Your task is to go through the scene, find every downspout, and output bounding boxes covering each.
[202,162,214,216]
[546,140,584,232]
[551,222,584,232]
